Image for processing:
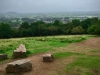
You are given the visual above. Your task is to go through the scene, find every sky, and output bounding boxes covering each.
[0,0,100,13]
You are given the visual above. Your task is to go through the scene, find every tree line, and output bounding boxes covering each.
[0,17,100,38]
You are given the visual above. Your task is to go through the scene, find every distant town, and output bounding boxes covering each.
[0,11,100,27]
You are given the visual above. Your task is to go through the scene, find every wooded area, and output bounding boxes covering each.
[0,17,100,38]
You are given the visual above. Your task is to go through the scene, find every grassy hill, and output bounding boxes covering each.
[0,35,100,75]
[0,35,89,58]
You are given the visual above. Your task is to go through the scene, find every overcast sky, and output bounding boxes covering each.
[0,0,100,13]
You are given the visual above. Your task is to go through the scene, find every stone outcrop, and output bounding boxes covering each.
[43,54,54,62]
[6,59,32,73]
[0,54,7,60]
[13,44,26,58]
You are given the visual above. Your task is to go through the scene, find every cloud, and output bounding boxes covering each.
[0,0,100,13]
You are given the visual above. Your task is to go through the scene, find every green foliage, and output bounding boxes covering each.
[20,22,30,29]
[90,17,98,25]
[37,24,47,36]
[19,22,31,37]
[71,26,84,34]
[0,17,100,38]
[95,27,100,35]
[95,20,100,35]
[19,28,31,37]
[81,18,91,28]
[80,17,98,34]
[53,20,63,26]
[11,28,19,38]
[66,22,74,34]
[0,23,12,38]
[87,25,96,34]
[47,26,58,35]
[72,19,80,27]
[88,20,100,35]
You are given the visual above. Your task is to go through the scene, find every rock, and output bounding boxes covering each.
[13,44,26,58]
[0,54,7,60]
[41,38,45,42]
[6,59,32,73]
[43,54,54,62]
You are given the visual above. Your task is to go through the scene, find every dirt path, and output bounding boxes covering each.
[0,54,75,75]
[74,37,100,49]
[0,37,100,75]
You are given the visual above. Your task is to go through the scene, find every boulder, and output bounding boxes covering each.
[43,54,54,62]
[13,44,26,58]
[41,38,45,42]
[6,59,32,73]
[0,54,7,60]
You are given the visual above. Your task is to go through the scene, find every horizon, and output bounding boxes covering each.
[0,0,100,13]
[1,11,100,14]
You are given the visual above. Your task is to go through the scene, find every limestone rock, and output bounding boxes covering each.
[13,44,26,58]
[43,54,53,62]
[0,54,7,60]
[6,59,32,73]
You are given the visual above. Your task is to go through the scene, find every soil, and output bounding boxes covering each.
[0,37,100,75]
[75,37,100,49]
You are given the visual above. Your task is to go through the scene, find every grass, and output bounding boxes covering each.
[0,35,90,58]
[0,35,100,75]
[90,50,100,52]
[66,56,100,70]
[53,52,84,59]
[66,55,100,75]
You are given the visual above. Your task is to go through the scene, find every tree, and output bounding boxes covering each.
[90,17,98,25]
[72,19,80,27]
[87,25,96,34]
[80,18,91,33]
[95,27,100,35]
[0,23,12,38]
[37,24,47,36]
[11,28,19,38]
[19,28,31,37]
[20,22,30,29]
[30,22,37,36]
[47,26,58,35]
[95,20,100,35]
[87,19,100,35]
[19,22,31,37]
[30,21,46,36]
[66,22,74,34]
[80,17,99,34]
[71,26,84,34]
[53,20,63,26]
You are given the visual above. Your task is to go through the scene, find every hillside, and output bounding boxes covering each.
[0,35,100,75]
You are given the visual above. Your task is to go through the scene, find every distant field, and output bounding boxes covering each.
[0,35,100,75]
